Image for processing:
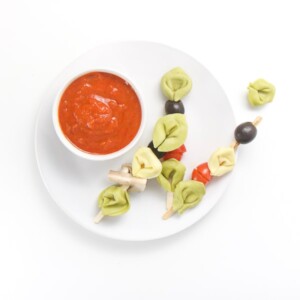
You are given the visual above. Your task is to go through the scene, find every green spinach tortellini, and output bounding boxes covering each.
[248,78,275,106]
[157,159,186,192]
[152,114,188,152]
[161,67,192,101]
[208,147,235,176]
[132,147,162,179]
[173,180,206,214]
[98,186,130,217]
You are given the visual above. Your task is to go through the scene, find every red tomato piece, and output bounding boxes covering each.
[192,162,212,185]
[163,144,187,161]
[163,152,182,161]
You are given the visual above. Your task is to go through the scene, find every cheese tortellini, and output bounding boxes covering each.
[132,147,162,179]
[173,180,206,214]
[157,159,186,192]
[208,147,235,176]
[152,114,188,152]
[248,79,275,106]
[161,67,192,101]
[98,186,130,217]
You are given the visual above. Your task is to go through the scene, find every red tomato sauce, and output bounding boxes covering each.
[58,72,142,154]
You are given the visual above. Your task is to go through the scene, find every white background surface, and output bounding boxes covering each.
[1,0,299,299]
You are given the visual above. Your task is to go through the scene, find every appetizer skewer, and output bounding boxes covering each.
[94,67,265,223]
[94,67,192,222]
[162,116,262,219]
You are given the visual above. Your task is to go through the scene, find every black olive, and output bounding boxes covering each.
[234,122,257,144]
[165,100,185,114]
[148,141,165,159]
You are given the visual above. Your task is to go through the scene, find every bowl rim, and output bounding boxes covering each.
[52,69,146,161]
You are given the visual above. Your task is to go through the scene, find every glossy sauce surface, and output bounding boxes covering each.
[59,72,142,154]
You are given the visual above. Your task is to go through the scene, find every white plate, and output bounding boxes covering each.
[35,41,235,241]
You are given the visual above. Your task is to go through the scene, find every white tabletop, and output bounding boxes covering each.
[1,0,299,299]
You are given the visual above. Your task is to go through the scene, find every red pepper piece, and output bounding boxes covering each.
[163,144,187,161]
[192,162,212,185]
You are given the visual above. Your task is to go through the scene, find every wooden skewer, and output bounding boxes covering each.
[94,211,105,223]
[164,116,263,220]
[163,208,174,220]
[231,116,262,150]
[166,191,174,210]
[252,116,262,126]
[230,140,239,150]
[163,116,263,221]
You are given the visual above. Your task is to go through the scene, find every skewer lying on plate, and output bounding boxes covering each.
[94,67,192,223]
[93,66,266,223]
[161,116,263,220]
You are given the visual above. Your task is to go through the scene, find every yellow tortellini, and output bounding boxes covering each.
[98,186,130,217]
[248,79,275,106]
[132,147,162,179]
[157,159,186,192]
[152,114,188,152]
[161,67,192,101]
[208,147,235,176]
[173,180,206,214]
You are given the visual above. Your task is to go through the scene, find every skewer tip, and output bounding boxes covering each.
[162,208,174,220]
[94,211,105,223]
[252,116,262,126]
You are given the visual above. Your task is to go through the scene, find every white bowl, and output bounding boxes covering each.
[52,70,146,161]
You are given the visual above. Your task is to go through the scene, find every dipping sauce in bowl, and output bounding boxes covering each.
[53,71,144,160]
